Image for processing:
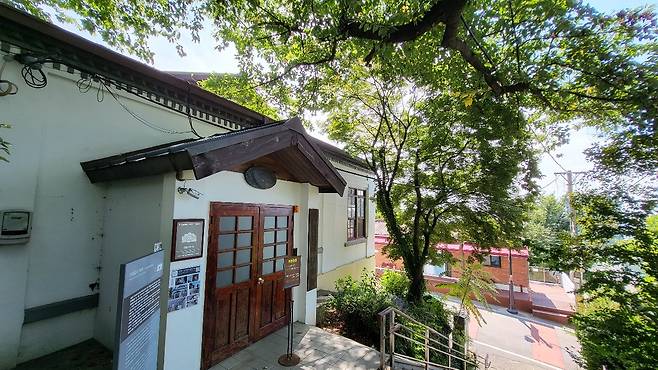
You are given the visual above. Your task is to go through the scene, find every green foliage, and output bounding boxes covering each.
[327,270,455,364]
[7,0,208,63]
[573,296,658,370]
[380,269,410,297]
[199,73,281,119]
[326,73,535,302]
[522,195,571,269]
[549,189,658,369]
[438,262,498,326]
[395,295,460,368]
[328,271,392,346]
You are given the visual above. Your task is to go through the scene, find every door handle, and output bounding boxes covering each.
[257,277,264,285]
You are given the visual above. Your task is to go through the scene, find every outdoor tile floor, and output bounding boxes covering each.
[210,323,380,370]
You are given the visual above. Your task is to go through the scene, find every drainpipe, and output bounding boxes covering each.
[507,249,518,314]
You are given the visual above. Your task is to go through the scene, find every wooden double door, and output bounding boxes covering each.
[202,202,293,369]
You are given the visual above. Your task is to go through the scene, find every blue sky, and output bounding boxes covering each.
[52,0,657,194]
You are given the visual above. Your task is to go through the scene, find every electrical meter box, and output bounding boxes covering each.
[1,210,32,245]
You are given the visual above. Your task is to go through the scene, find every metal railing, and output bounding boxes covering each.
[378,307,489,370]
[528,266,562,284]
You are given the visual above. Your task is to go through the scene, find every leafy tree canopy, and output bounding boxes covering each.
[9,1,656,170]
[326,69,536,301]
[522,194,571,269]
[199,73,282,119]
[564,186,658,369]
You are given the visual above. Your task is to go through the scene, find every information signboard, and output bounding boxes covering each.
[171,219,204,261]
[282,256,301,289]
[113,250,164,370]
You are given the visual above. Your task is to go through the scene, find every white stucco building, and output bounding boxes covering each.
[0,5,375,370]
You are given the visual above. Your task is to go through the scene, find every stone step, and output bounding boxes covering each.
[531,303,574,316]
[532,308,570,325]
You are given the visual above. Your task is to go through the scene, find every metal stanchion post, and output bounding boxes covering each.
[278,299,300,366]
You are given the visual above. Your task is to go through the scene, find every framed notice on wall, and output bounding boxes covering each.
[171,219,204,261]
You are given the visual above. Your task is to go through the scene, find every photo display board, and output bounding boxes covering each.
[113,250,164,370]
[167,266,201,312]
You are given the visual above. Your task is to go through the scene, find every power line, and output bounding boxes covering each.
[530,126,568,172]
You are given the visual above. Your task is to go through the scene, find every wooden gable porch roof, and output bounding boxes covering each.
[80,117,347,195]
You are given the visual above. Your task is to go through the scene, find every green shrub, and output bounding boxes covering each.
[573,295,657,369]
[395,295,457,366]
[328,271,392,346]
[327,271,474,368]
[380,270,409,297]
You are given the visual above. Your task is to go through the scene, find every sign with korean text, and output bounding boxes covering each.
[283,256,301,289]
[113,250,164,370]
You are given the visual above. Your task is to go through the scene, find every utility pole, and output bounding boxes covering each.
[507,249,518,315]
[555,170,588,289]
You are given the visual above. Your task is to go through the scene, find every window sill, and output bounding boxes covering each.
[344,238,367,247]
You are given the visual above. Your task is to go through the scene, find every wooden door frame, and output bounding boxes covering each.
[201,201,294,370]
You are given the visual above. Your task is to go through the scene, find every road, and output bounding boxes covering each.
[441,297,583,370]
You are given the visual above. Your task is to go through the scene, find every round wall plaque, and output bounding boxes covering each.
[244,166,277,189]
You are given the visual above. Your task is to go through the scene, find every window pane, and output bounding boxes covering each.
[235,266,251,283]
[216,270,232,288]
[238,216,252,230]
[276,243,287,257]
[219,217,235,232]
[236,249,251,264]
[236,233,252,247]
[358,198,365,217]
[219,234,234,250]
[275,258,284,272]
[263,246,274,259]
[262,261,273,275]
[491,256,501,267]
[276,216,287,228]
[264,231,275,244]
[218,252,233,268]
[276,230,287,242]
[264,216,276,229]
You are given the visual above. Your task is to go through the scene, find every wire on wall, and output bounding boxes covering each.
[5,52,221,136]
[0,59,18,96]
[186,83,204,139]
[75,73,193,135]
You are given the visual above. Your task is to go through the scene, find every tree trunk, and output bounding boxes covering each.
[406,262,426,303]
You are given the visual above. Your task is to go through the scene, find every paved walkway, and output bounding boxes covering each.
[529,282,575,313]
[210,323,380,370]
[467,305,581,369]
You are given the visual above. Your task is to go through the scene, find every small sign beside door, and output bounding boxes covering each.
[171,219,204,261]
[282,256,301,289]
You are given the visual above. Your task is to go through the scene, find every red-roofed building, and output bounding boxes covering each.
[374,221,532,312]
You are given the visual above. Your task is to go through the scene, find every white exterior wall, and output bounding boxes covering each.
[319,163,376,276]
[0,52,375,370]
[0,57,226,369]
[163,171,319,370]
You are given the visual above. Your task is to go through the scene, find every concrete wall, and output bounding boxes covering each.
[317,255,376,291]
[0,57,225,368]
[94,176,166,348]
